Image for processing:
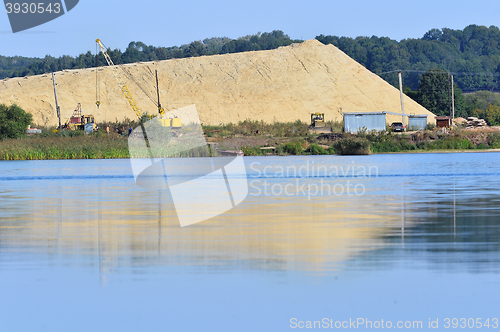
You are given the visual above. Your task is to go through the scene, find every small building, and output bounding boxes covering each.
[343,112,386,133]
[408,114,428,131]
[435,116,452,128]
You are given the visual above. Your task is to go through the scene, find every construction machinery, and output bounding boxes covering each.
[310,112,325,128]
[52,72,62,128]
[96,38,181,128]
[52,72,96,132]
[63,103,97,132]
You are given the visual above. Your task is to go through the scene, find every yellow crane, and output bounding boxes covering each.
[96,39,180,128]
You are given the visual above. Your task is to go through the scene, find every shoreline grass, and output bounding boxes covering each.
[0,134,129,160]
[1,120,500,160]
[239,127,500,156]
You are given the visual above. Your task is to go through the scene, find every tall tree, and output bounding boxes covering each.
[416,69,466,117]
[0,104,33,140]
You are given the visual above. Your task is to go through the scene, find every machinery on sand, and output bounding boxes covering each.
[63,103,97,132]
[310,112,325,128]
[96,38,181,129]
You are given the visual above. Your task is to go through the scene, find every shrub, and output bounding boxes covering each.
[282,141,303,155]
[305,143,328,155]
[241,146,264,156]
[425,123,436,130]
[0,104,33,140]
[332,137,371,155]
[488,132,500,148]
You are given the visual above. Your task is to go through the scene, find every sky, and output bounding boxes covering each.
[1,0,500,58]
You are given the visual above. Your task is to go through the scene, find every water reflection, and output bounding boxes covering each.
[389,197,500,272]
[1,155,499,277]
[0,183,398,274]
[3,156,500,332]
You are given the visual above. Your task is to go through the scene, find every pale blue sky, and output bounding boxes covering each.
[1,0,500,58]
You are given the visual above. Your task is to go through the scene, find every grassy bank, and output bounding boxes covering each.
[233,123,500,156]
[1,120,500,160]
[0,129,129,160]
[366,129,500,153]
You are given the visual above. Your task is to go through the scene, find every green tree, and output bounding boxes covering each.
[183,41,207,57]
[422,28,443,41]
[403,85,419,101]
[470,103,500,125]
[453,86,467,118]
[415,69,466,116]
[416,69,450,115]
[0,104,33,140]
[485,103,500,125]
[464,90,500,116]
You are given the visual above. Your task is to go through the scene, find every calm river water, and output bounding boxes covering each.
[1,153,500,331]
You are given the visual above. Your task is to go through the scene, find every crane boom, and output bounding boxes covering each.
[96,38,143,120]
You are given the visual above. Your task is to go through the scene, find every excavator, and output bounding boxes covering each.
[52,73,97,132]
[95,38,181,128]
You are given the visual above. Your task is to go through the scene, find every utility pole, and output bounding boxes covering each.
[398,71,406,128]
[52,72,61,128]
[451,74,455,119]
[156,70,162,115]
[448,73,451,116]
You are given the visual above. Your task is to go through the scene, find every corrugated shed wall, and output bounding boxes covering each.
[343,113,386,133]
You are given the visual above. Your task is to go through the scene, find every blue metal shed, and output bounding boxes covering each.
[408,115,428,131]
[343,112,386,133]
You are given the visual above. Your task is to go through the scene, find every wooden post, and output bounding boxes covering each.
[398,71,406,129]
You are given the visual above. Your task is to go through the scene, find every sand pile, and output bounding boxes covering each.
[0,39,434,126]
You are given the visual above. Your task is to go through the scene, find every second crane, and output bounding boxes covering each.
[95,38,181,128]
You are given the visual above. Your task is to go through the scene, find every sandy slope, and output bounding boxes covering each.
[0,39,434,126]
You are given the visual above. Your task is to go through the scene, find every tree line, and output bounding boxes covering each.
[316,24,500,92]
[0,31,298,79]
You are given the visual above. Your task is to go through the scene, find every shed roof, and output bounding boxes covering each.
[343,112,386,116]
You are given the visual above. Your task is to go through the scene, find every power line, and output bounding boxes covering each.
[379,69,500,77]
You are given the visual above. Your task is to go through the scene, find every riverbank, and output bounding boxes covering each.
[229,124,500,156]
[1,121,500,160]
[376,148,500,154]
[0,132,129,160]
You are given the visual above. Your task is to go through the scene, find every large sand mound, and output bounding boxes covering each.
[0,39,434,126]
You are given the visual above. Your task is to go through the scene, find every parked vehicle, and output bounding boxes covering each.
[390,122,405,132]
